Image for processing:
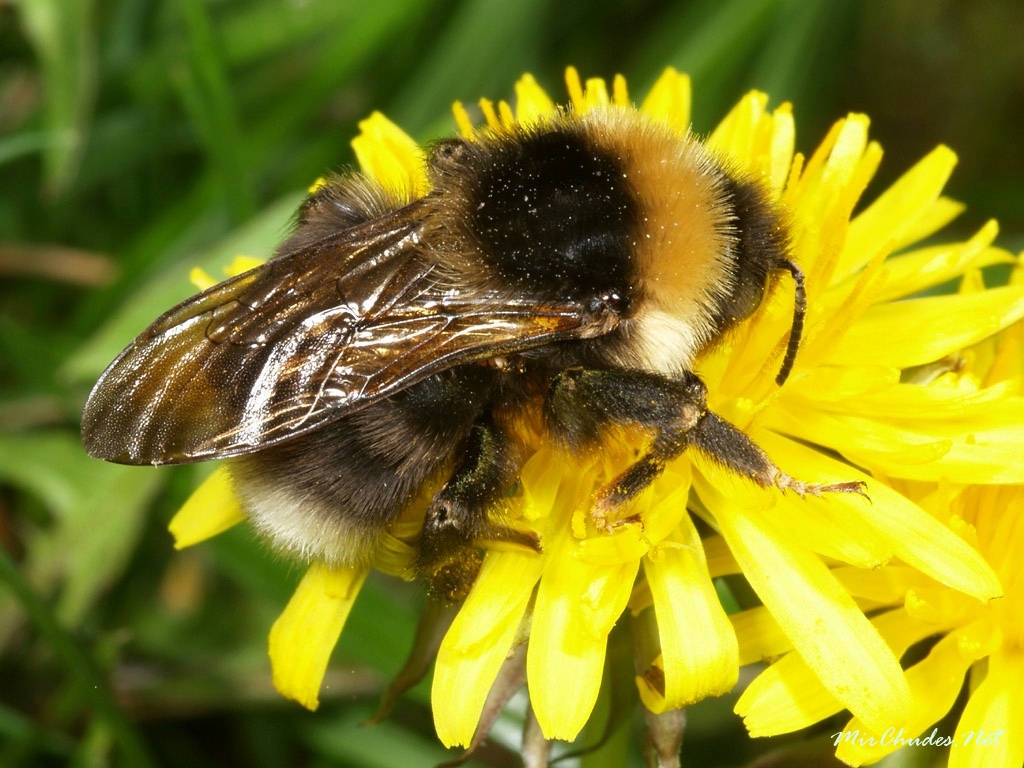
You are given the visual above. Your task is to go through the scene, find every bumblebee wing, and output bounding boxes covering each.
[82,212,601,464]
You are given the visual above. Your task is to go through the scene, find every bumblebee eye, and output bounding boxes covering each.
[589,291,630,316]
[602,291,629,314]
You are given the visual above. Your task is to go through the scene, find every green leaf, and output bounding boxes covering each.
[0,431,162,626]
[170,0,252,220]
[387,0,548,134]
[628,0,783,125]
[17,0,98,196]
[302,708,454,767]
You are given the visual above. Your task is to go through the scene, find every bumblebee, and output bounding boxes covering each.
[82,108,860,590]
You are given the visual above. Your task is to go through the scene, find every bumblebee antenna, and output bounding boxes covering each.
[774,258,806,386]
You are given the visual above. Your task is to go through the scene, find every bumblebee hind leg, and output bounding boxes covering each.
[545,368,863,524]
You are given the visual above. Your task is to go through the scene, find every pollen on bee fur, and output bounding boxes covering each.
[81,104,854,585]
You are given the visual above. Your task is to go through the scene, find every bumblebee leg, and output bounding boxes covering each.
[418,419,537,597]
[687,410,865,496]
[546,369,703,520]
[546,368,862,520]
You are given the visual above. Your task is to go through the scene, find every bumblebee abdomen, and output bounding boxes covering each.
[230,367,497,565]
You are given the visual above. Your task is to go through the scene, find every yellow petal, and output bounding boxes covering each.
[832,565,935,605]
[732,605,789,665]
[950,650,1024,768]
[707,90,769,165]
[795,115,875,237]
[787,116,880,290]
[638,514,738,712]
[432,549,542,748]
[773,373,1024,484]
[711,114,875,399]
[839,145,958,278]
[268,562,367,711]
[752,431,1003,601]
[695,460,911,734]
[836,627,982,766]
[766,102,796,196]
[496,100,515,130]
[767,401,955,471]
[789,115,864,207]
[640,67,691,133]
[476,97,501,132]
[611,73,629,107]
[930,421,1024,484]
[824,114,872,187]
[786,365,1015,426]
[451,101,475,138]
[737,650,842,736]
[894,195,965,250]
[372,531,417,580]
[705,434,893,568]
[576,462,692,566]
[871,220,1009,303]
[528,533,639,740]
[574,523,649,564]
[224,254,264,276]
[350,112,427,197]
[564,66,612,114]
[514,73,555,125]
[580,76,610,111]
[703,534,740,578]
[825,285,1024,369]
[168,466,246,549]
[564,66,585,112]
[189,266,217,291]
[739,608,944,737]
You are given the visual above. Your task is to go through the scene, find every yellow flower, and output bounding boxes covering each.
[168,67,1024,759]
[736,264,1024,768]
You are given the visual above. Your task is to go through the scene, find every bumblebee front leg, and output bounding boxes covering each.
[418,419,537,597]
[545,368,861,522]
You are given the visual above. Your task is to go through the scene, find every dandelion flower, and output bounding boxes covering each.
[736,263,1024,768]
[165,67,1024,762]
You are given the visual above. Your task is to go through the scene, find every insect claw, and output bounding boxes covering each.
[770,471,869,499]
[826,479,871,498]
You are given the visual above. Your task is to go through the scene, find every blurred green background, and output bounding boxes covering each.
[1,1,1021,766]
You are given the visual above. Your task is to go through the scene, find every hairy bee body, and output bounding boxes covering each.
[83,107,857,586]
[231,365,497,564]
